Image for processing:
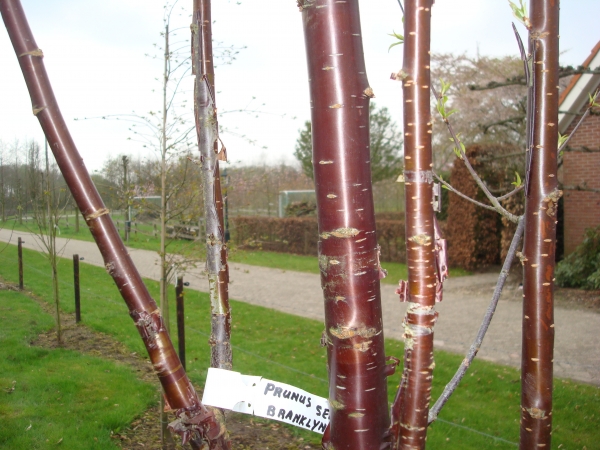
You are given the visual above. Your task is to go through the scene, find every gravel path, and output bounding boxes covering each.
[2,228,598,385]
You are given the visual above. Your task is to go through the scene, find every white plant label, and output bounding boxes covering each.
[202,368,330,434]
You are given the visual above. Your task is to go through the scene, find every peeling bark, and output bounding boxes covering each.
[300,1,392,448]
[393,1,437,449]
[520,1,560,448]
[192,0,232,372]
[0,1,225,447]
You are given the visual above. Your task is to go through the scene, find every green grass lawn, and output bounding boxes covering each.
[3,215,206,256]
[0,289,156,449]
[0,244,598,448]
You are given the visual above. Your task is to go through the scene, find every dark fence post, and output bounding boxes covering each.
[73,254,81,323]
[18,237,23,290]
[176,276,186,371]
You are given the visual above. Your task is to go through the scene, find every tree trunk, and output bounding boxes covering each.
[300,1,392,448]
[192,0,232,371]
[75,204,79,232]
[520,1,560,448]
[158,25,175,450]
[0,154,5,222]
[46,141,62,345]
[393,1,437,448]
[1,1,226,446]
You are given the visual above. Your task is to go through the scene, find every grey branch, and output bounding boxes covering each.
[431,85,519,223]
[434,174,497,212]
[428,216,525,424]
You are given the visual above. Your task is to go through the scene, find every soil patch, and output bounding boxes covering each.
[2,280,317,449]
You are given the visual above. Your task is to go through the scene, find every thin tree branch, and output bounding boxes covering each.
[480,115,526,134]
[431,84,519,223]
[468,65,600,91]
[433,174,497,211]
[428,215,524,423]
[497,184,524,201]
[512,23,530,88]
[562,184,600,193]
[558,89,599,154]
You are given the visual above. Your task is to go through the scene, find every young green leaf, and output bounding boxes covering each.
[436,79,458,121]
[558,133,568,150]
[511,171,522,187]
[388,31,404,51]
[508,0,531,28]
[589,91,600,108]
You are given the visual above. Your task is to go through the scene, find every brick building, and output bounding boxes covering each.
[558,41,600,255]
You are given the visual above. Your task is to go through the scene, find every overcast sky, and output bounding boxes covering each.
[1,0,598,172]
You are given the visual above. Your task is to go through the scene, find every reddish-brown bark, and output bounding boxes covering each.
[300,1,393,448]
[392,1,437,448]
[192,0,232,372]
[0,1,227,447]
[520,1,560,448]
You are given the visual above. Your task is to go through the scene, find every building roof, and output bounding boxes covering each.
[558,40,600,133]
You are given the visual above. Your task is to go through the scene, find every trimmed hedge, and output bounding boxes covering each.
[446,145,502,270]
[556,225,600,290]
[231,215,406,262]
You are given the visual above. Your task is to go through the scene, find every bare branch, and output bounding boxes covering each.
[468,65,600,91]
[480,115,526,134]
[428,216,524,423]
[434,174,497,212]
[562,184,600,193]
[431,84,519,223]
[559,89,600,154]
[496,184,524,201]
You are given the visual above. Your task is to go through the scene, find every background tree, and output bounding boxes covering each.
[430,54,527,170]
[0,140,6,222]
[0,1,224,447]
[294,102,403,182]
[12,140,23,224]
[26,140,69,345]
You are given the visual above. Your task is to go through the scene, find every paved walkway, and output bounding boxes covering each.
[1,228,598,385]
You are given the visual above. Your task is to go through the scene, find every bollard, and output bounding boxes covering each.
[73,254,81,323]
[18,237,23,290]
[176,277,186,371]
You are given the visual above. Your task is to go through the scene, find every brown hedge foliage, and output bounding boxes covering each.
[446,145,502,270]
[232,216,320,255]
[231,216,406,262]
[374,211,405,221]
[376,219,406,262]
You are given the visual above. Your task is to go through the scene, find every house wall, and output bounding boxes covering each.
[562,104,600,254]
